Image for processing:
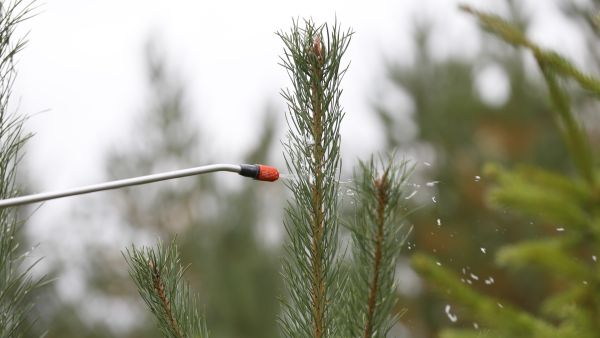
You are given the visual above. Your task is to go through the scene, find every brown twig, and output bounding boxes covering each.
[363,171,389,338]
[310,33,325,338]
[149,259,183,338]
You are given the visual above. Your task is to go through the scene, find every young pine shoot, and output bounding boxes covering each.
[277,19,352,338]
[344,157,412,338]
[124,239,208,338]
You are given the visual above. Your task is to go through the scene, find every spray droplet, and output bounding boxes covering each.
[470,273,479,281]
[485,277,495,285]
[497,303,504,308]
[473,322,479,329]
[593,255,597,262]
[436,218,442,226]
[432,196,437,203]
[405,190,417,200]
[480,247,486,254]
[346,189,355,196]
[474,175,481,182]
[556,227,565,232]
[436,261,442,266]
[426,181,439,187]
[583,280,588,285]
[445,305,458,322]
[424,161,431,167]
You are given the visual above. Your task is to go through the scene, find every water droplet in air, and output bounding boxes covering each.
[593,255,597,262]
[470,273,479,281]
[436,261,442,266]
[474,175,481,182]
[485,277,495,285]
[497,303,504,308]
[432,196,437,203]
[424,161,431,167]
[405,190,417,200]
[556,227,565,232]
[480,247,486,254]
[436,218,442,226]
[426,181,439,187]
[583,280,588,285]
[346,189,355,196]
[444,305,458,322]
[473,322,479,330]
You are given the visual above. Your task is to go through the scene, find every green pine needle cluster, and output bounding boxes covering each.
[412,5,600,338]
[0,1,45,337]
[124,239,208,338]
[343,157,412,338]
[277,19,352,338]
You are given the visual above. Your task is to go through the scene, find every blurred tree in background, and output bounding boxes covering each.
[29,39,282,338]
[414,3,600,335]
[372,1,600,337]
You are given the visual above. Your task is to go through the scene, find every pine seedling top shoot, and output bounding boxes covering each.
[278,19,352,338]
[343,156,412,338]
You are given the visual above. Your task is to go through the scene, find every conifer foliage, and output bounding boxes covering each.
[124,19,413,338]
[0,1,45,337]
[124,239,209,338]
[277,20,352,338]
[343,157,412,338]
[412,5,600,338]
[277,20,412,338]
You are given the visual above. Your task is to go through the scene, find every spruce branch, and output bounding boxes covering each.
[343,156,412,338]
[124,239,208,338]
[277,19,352,338]
[0,1,45,337]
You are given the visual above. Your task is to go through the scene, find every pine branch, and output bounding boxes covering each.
[124,239,208,338]
[412,254,557,337]
[461,4,596,185]
[495,238,590,281]
[343,156,412,338]
[0,1,46,337]
[460,4,600,97]
[277,19,352,338]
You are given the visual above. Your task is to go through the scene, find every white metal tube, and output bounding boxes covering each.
[0,163,241,208]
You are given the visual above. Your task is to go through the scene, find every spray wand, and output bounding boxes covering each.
[0,163,279,208]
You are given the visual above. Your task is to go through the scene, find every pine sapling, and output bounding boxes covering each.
[277,19,352,338]
[343,156,412,338]
[124,239,208,338]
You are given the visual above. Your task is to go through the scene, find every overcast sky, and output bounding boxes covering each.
[13,0,584,189]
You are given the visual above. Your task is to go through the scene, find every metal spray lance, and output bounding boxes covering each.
[0,163,279,208]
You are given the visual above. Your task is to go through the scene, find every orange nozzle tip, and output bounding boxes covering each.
[257,165,279,182]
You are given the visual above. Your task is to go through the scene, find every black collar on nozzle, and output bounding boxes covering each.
[239,164,260,179]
